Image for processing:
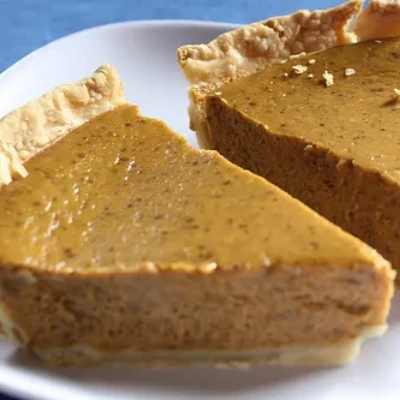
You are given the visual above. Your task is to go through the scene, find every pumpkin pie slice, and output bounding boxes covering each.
[0,65,394,366]
[178,0,400,279]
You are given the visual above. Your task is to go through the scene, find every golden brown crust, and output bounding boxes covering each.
[353,0,400,40]
[0,65,125,187]
[177,0,362,85]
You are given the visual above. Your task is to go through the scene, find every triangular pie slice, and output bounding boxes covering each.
[0,65,394,366]
[177,0,400,278]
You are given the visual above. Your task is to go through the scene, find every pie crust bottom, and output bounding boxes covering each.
[30,326,385,367]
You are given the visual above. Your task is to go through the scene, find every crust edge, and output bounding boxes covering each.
[0,64,126,188]
[177,0,362,86]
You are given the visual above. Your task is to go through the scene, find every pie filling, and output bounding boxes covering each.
[204,37,400,277]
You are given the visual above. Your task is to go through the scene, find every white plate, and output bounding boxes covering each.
[0,19,399,400]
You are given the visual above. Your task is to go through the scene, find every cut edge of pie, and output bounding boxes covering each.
[176,0,400,149]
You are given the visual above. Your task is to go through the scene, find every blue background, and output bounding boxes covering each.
[1,0,336,72]
[0,0,332,399]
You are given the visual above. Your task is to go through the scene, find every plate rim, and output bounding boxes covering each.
[0,19,240,83]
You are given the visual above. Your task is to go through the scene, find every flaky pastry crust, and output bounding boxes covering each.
[0,65,125,187]
[178,0,361,85]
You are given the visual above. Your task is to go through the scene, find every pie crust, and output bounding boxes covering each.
[35,325,385,366]
[178,0,361,85]
[0,64,125,187]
